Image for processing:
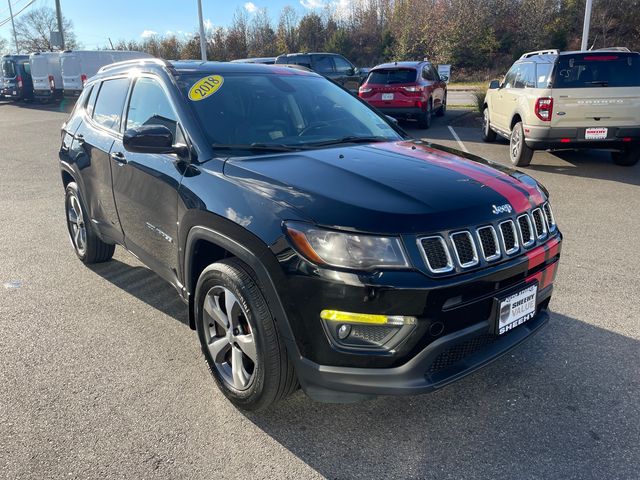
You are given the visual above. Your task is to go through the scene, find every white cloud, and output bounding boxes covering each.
[244,2,258,13]
[140,30,157,39]
[300,0,325,8]
[203,18,213,31]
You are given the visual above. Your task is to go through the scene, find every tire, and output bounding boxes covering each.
[611,148,640,166]
[417,100,432,129]
[195,258,298,411]
[435,94,446,117]
[65,182,115,264]
[509,121,534,167]
[481,107,497,142]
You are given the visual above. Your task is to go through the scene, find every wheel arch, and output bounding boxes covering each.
[510,113,523,131]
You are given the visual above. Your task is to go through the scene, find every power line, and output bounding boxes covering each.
[0,0,35,29]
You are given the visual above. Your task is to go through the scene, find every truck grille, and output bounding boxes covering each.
[418,204,557,274]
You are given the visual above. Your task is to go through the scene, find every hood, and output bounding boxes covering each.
[223,140,546,234]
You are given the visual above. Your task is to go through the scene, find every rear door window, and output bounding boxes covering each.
[92,77,130,132]
[288,55,311,68]
[554,53,640,88]
[515,63,535,88]
[333,56,353,74]
[368,68,417,85]
[313,55,335,74]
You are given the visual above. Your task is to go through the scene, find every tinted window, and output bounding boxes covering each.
[126,77,178,138]
[92,78,130,131]
[178,73,400,151]
[368,68,417,84]
[422,66,435,81]
[85,84,99,117]
[334,56,353,74]
[278,55,311,68]
[430,65,440,81]
[2,60,16,77]
[554,53,640,88]
[536,63,553,88]
[313,56,335,74]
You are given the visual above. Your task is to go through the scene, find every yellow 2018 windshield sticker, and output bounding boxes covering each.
[188,75,224,101]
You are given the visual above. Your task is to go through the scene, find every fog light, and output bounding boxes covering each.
[337,324,351,339]
[320,309,417,326]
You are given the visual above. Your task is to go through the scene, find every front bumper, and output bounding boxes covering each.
[525,124,640,150]
[277,232,562,402]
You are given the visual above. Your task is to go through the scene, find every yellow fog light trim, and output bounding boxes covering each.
[320,310,416,326]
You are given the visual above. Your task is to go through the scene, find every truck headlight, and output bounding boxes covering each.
[285,222,409,270]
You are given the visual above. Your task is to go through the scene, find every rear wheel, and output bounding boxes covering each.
[65,182,115,264]
[417,100,432,129]
[509,121,534,167]
[195,258,297,411]
[481,107,497,142]
[612,148,640,166]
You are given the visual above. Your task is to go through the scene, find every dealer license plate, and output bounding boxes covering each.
[585,127,607,140]
[381,93,394,101]
[496,284,537,335]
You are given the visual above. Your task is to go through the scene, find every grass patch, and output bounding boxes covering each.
[471,89,486,113]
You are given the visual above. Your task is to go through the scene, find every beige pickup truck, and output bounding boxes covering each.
[482,48,640,167]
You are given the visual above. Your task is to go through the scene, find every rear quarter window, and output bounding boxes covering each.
[367,68,417,85]
[554,53,640,88]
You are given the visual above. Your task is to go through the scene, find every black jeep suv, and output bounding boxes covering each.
[59,59,562,410]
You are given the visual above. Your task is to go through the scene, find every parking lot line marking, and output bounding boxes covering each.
[448,126,469,153]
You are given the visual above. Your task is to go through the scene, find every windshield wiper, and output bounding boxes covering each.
[302,136,391,148]
[584,80,609,86]
[211,143,300,153]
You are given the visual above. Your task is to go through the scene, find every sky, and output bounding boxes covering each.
[0,0,340,49]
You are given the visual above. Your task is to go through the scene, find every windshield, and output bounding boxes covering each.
[367,68,417,85]
[554,53,640,88]
[2,60,16,78]
[178,72,402,152]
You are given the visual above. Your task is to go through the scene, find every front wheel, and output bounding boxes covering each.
[435,95,446,117]
[65,182,115,264]
[509,122,534,167]
[612,148,640,166]
[195,258,297,411]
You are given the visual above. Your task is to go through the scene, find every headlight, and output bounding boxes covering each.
[285,222,409,270]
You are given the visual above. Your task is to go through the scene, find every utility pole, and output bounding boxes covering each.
[580,0,593,51]
[54,0,65,50]
[7,0,19,53]
[197,0,207,61]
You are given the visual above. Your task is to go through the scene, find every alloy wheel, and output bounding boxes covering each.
[483,109,490,135]
[67,192,87,256]
[511,126,521,159]
[202,286,257,391]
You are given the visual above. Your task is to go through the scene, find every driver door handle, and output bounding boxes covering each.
[110,151,127,165]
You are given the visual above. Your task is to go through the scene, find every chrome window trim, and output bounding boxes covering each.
[476,225,501,261]
[498,219,520,255]
[517,214,535,248]
[449,231,479,268]
[417,235,454,274]
[532,208,548,240]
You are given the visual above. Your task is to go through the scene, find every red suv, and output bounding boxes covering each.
[359,61,447,129]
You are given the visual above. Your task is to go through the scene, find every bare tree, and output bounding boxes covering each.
[15,6,78,52]
[0,36,8,55]
[276,6,298,54]
[248,8,276,57]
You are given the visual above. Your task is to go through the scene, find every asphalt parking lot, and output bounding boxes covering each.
[1,102,639,480]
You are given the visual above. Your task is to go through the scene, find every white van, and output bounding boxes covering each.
[60,50,153,97]
[30,52,63,101]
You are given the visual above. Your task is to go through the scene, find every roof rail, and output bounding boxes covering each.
[98,57,169,74]
[593,46,631,52]
[519,49,559,59]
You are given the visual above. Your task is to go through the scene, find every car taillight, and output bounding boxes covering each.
[49,75,55,90]
[81,74,87,86]
[535,97,553,121]
[17,75,23,89]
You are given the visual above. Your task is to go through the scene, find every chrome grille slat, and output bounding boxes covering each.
[417,236,453,273]
[476,226,501,261]
[543,202,556,232]
[531,208,547,240]
[498,220,519,255]
[517,214,535,248]
[450,231,479,268]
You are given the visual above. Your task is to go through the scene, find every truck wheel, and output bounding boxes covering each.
[509,122,534,167]
[612,148,640,166]
[481,107,497,142]
[65,182,115,264]
[418,100,432,129]
[195,258,298,411]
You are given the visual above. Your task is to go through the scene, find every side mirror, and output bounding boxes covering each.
[385,115,399,125]
[489,80,500,90]
[123,125,185,155]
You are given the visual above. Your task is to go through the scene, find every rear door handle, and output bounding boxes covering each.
[110,151,127,165]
